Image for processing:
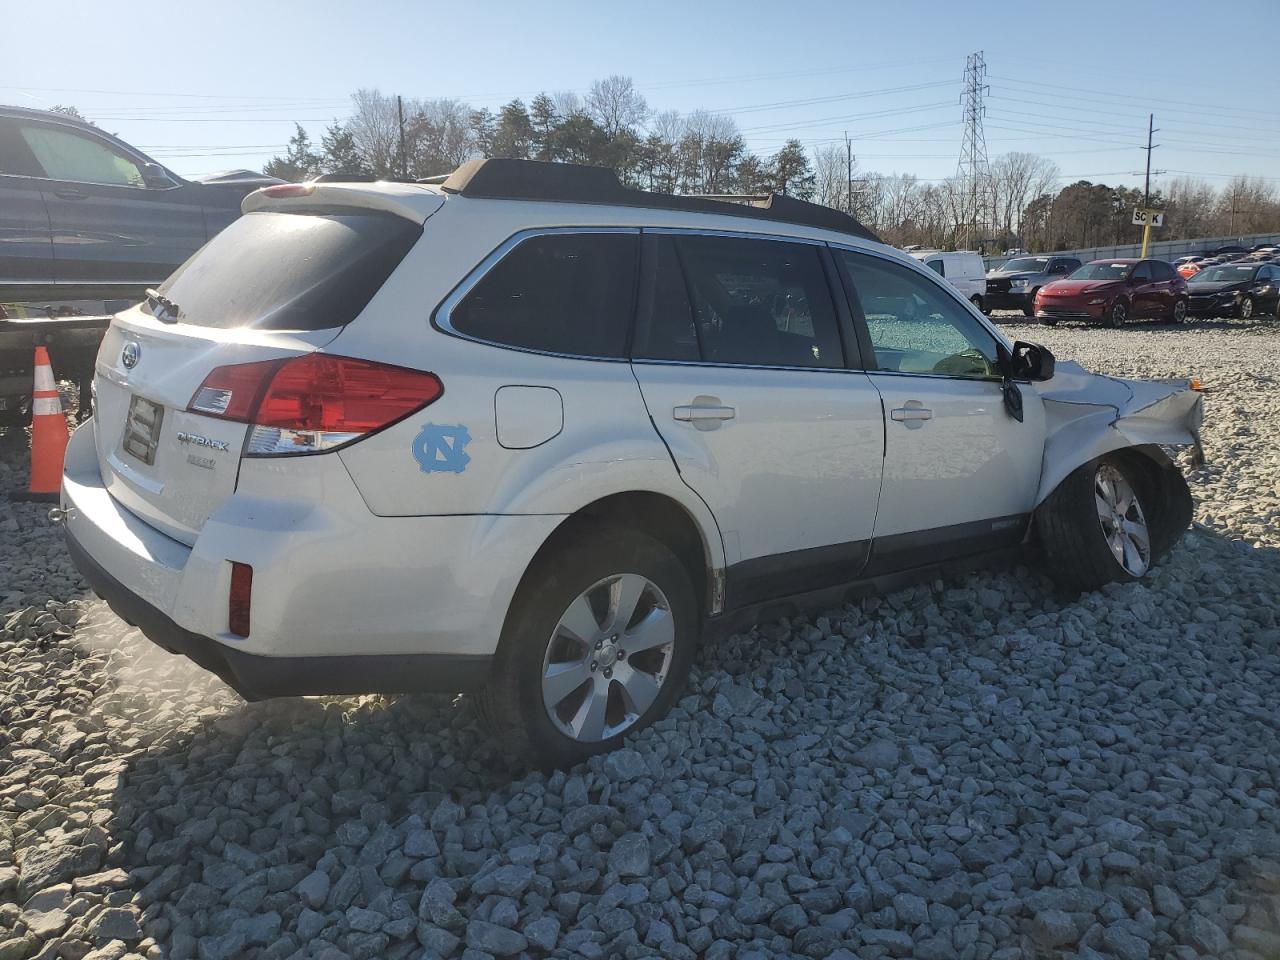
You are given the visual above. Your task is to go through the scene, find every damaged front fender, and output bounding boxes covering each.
[1032,360,1204,506]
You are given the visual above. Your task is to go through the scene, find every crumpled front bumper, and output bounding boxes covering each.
[1032,361,1204,506]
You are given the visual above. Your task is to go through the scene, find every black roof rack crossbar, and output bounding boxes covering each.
[439,158,880,242]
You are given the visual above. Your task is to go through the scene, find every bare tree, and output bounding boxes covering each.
[990,152,1061,241]
[585,75,648,140]
[812,143,850,211]
[346,89,402,177]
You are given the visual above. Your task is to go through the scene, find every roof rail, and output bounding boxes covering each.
[439,158,880,242]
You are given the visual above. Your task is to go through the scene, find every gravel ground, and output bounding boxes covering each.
[1,317,1278,960]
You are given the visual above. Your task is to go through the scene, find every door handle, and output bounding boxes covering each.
[673,397,736,431]
[54,190,87,200]
[890,401,933,428]
[673,405,736,421]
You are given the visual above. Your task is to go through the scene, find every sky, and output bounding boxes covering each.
[5,0,1279,193]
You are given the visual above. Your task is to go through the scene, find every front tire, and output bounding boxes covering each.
[478,527,698,767]
[1105,300,1128,328]
[1239,295,1255,320]
[1036,455,1156,594]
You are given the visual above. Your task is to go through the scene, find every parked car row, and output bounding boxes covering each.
[903,244,1280,327]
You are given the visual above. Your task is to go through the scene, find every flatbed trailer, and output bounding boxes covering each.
[0,313,111,433]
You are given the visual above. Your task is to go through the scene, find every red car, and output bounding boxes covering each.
[1034,258,1188,327]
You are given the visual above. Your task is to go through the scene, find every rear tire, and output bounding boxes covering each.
[478,526,698,768]
[970,295,985,314]
[1170,298,1187,323]
[1036,454,1157,594]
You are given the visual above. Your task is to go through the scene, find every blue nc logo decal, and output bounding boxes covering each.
[412,423,471,474]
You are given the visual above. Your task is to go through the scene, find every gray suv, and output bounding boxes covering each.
[0,106,278,302]
[985,255,1082,315]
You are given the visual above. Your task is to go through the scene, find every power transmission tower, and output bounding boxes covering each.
[956,52,991,250]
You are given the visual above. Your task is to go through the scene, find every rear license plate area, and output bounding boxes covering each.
[123,395,164,465]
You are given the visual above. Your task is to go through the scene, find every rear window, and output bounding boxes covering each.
[152,209,422,331]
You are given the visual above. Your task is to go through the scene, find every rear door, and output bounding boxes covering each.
[629,231,884,608]
[12,117,206,290]
[1127,261,1156,317]
[0,117,53,293]
[93,206,423,544]
[834,247,1045,572]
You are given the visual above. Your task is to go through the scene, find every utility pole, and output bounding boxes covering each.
[1140,112,1160,256]
[845,132,853,217]
[957,52,991,251]
[1230,191,1239,235]
[397,95,408,181]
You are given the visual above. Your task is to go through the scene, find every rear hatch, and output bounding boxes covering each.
[93,199,428,544]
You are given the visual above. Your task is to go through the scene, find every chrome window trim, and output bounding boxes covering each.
[643,225,827,246]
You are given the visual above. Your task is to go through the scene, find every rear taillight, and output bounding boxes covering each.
[188,354,443,456]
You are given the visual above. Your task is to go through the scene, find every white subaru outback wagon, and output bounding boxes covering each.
[60,159,1202,766]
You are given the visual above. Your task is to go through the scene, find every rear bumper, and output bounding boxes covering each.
[65,526,491,699]
[60,419,561,697]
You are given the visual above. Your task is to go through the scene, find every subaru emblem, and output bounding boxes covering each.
[121,341,140,369]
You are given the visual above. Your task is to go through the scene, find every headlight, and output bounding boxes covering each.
[1010,279,1027,290]
[1087,298,1106,305]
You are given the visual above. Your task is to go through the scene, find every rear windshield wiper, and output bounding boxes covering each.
[144,288,180,324]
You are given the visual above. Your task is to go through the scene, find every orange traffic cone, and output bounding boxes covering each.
[26,346,70,501]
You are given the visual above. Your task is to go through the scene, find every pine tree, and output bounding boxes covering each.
[264,124,321,182]
[319,122,369,176]
[529,93,558,161]
[770,140,815,200]
[491,100,534,159]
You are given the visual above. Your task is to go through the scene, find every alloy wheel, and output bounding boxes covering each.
[1240,296,1254,320]
[1110,301,1127,327]
[1172,299,1187,323]
[540,573,675,742]
[1094,463,1151,577]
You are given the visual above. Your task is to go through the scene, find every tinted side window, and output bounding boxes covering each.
[1152,261,1175,280]
[633,237,699,362]
[1131,262,1153,281]
[451,233,637,358]
[926,259,945,277]
[18,124,143,186]
[838,251,1001,379]
[671,235,843,368]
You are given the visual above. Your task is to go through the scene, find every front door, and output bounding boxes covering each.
[833,247,1046,573]
[629,232,885,608]
[12,118,206,290]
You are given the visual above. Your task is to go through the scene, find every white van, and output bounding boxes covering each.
[911,250,988,310]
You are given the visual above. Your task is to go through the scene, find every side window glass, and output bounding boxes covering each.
[673,235,843,368]
[0,119,44,177]
[1131,262,1152,281]
[450,232,637,358]
[18,125,144,186]
[838,251,1001,379]
[926,259,944,277]
[633,237,699,362]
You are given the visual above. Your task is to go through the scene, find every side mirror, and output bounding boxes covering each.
[1011,340,1055,381]
[141,162,174,189]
